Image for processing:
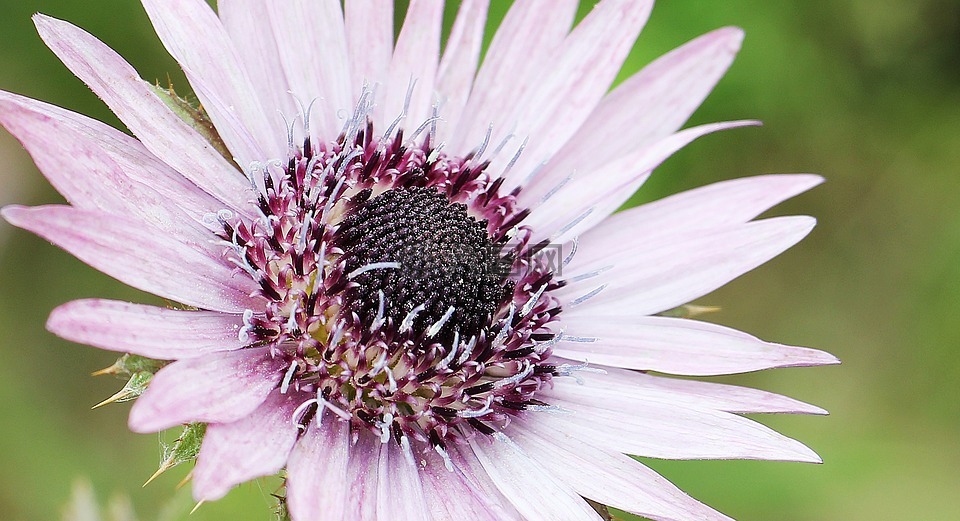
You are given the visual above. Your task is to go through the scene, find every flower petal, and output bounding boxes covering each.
[554,315,838,376]
[524,27,745,198]
[345,0,393,98]
[449,0,578,155]
[1,205,261,313]
[267,0,352,141]
[468,434,604,521]
[569,174,825,269]
[344,431,381,521]
[511,421,732,521]
[377,438,430,521]
[498,0,654,187]
[286,413,351,521]
[383,0,444,127]
[193,389,305,501]
[47,299,244,360]
[434,0,489,143]
[557,216,816,315]
[218,0,296,122]
[0,92,219,244]
[32,15,253,214]
[128,347,284,433]
[418,446,521,521]
[525,120,759,244]
[141,0,283,162]
[538,386,822,462]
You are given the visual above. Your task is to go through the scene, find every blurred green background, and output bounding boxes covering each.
[1,0,958,519]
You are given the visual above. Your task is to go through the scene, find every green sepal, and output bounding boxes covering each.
[150,82,236,166]
[145,423,207,486]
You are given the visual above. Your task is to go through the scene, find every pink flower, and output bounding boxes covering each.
[1,1,838,519]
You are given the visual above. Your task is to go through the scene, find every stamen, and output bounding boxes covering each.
[568,284,607,307]
[399,303,427,334]
[426,306,456,338]
[347,262,402,280]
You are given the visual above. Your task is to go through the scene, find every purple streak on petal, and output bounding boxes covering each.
[128,347,284,433]
[32,15,253,214]
[524,27,745,199]
[468,434,604,521]
[286,414,351,521]
[384,0,444,128]
[511,421,733,521]
[344,430,380,521]
[376,438,429,520]
[267,0,352,141]
[434,0,489,143]
[554,315,839,376]
[2,205,262,313]
[47,299,244,360]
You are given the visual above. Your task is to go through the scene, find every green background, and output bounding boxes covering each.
[1,1,958,519]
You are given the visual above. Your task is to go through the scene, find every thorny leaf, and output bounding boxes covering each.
[145,423,207,487]
[91,371,153,410]
[92,354,165,378]
[658,303,722,318]
[150,82,236,166]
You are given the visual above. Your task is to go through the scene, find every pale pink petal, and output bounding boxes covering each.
[345,0,393,99]
[0,93,217,244]
[343,431,380,521]
[286,413,351,521]
[1,206,261,313]
[418,447,520,521]
[376,439,430,521]
[218,0,297,122]
[570,174,825,269]
[434,0,489,143]
[562,361,829,415]
[525,27,745,197]
[554,315,838,376]
[32,15,253,213]
[511,421,732,521]
[47,299,244,360]
[383,0,444,128]
[193,390,305,501]
[537,388,822,463]
[469,435,604,521]
[268,0,352,140]
[524,120,759,244]
[557,217,816,315]
[443,444,526,521]
[498,0,654,187]
[141,0,282,162]
[128,347,284,433]
[448,0,578,155]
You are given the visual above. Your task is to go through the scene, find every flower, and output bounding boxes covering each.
[1,0,839,519]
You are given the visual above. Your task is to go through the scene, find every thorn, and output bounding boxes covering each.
[91,389,135,410]
[683,304,722,317]
[142,459,174,487]
[176,469,194,490]
[90,364,120,377]
[190,500,205,515]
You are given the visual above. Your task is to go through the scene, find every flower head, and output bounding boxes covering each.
[1,1,838,519]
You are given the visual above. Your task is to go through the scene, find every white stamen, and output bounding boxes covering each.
[457,395,494,418]
[317,394,352,421]
[493,361,533,389]
[526,404,572,415]
[553,207,595,240]
[280,360,298,394]
[539,174,573,204]
[408,115,443,145]
[399,303,427,333]
[455,335,477,367]
[379,412,394,443]
[290,399,318,427]
[400,434,417,467]
[499,136,528,179]
[439,331,461,368]
[554,361,607,385]
[565,265,613,283]
[491,304,516,349]
[348,261,401,279]
[561,335,598,343]
[434,444,454,472]
[473,124,493,164]
[371,290,387,332]
[427,306,456,338]
[568,284,607,307]
[563,237,579,267]
[322,175,346,220]
[520,284,547,317]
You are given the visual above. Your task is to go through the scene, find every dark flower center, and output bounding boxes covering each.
[337,187,513,343]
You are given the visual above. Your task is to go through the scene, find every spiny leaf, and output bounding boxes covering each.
[144,423,207,487]
[92,371,152,409]
[150,81,236,166]
[658,303,722,318]
[92,354,165,378]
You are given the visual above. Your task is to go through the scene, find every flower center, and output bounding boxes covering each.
[337,187,513,344]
